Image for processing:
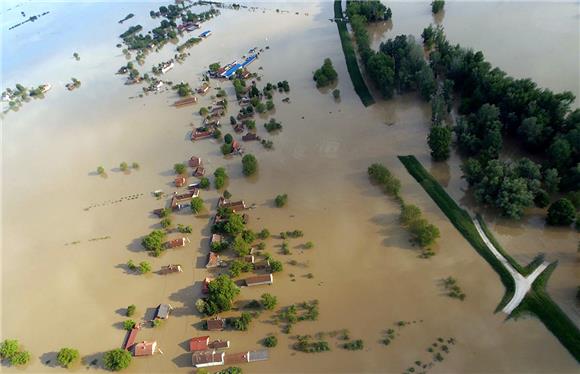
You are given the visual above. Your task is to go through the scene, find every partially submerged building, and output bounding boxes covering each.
[206,317,225,331]
[192,350,224,368]
[134,341,157,357]
[244,274,273,287]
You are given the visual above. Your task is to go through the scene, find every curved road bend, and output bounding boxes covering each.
[473,219,549,315]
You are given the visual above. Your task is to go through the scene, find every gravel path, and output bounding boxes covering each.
[473,218,549,314]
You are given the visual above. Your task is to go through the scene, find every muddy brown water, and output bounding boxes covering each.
[1,1,578,373]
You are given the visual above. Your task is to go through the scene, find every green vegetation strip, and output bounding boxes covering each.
[333,0,375,107]
[398,155,580,362]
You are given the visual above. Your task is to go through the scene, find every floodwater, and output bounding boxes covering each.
[1,1,578,373]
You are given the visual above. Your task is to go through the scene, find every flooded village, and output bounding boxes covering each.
[1,0,579,373]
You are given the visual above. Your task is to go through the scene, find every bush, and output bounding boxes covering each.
[10,351,30,366]
[343,339,364,350]
[120,162,129,172]
[400,204,422,226]
[261,293,278,310]
[103,349,132,371]
[191,197,204,214]
[546,198,576,225]
[304,241,314,249]
[199,107,209,116]
[242,154,258,176]
[229,312,253,331]
[332,89,340,99]
[0,339,19,361]
[123,320,136,331]
[138,261,151,274]
[313,58,338,88]
[263,336,278,347]
[266,100,275,111]
[431,0,445,14]
[126,305,136,317]
[160,217,171,228]
[275,194,288,207]
[199,177,210,189]
[258,228,270,239]
[97,166,105,175]
[57,348,80,368]
[264,118,282,132]
[174,163,186,175]
[270,260,283,272]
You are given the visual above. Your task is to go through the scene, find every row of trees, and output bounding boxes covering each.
[368,163,440,251]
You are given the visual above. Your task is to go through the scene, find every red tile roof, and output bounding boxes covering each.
[134,341,156,356]
[190,336,210,352]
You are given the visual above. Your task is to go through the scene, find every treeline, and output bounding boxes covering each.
[347,2,434,101]
[368,163,440,256]
[425,28,579,220]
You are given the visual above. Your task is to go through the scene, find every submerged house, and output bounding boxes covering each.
[189,156,202,168]
[191,128,215,141]
[209,340,230,350]
[193,166,205,177]
[206,317,225,331]
[206,252,221,268]
[202,276,214,294]
[217,197,248,212]
[165,237,190,249]
[244,274,273,287]
[192,350,224,368]
[174,96,198,107]
[159,264,183,274]
[190,336,210,352]
[175,176,186,187]
[197,83,210,94]
[134,341,157,357]
[242,132,260,141]
[155,303,173,319]
[123,325,141,350]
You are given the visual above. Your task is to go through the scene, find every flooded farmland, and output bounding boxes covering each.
[1,1,578,373]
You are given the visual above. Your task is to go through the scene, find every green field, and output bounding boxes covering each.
[333,0,375,107]
[398,155,579,362]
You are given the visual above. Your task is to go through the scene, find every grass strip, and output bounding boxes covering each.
[334,0,375,107]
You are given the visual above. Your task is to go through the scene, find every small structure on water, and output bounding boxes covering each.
[155,303,173,319]
[160,264,183,274]
[199,30,212,38]
[197,83,210,94]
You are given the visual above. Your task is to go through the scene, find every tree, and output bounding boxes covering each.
[313,58,338,88]
[205,274,240,315]
[191,197,204,214]
[138,261,151,274]
[275,194,288,207]
[409,218,440,247]
[160,217,171,228]
[126,305,136,317]
[543,168,561,193]
[366,52,395,98]
[97,166,105,175]
[400,204,422,226]
[57,348,80,368]
[416,64,436,100]
[214,167,228,189]
[428,125,452,161]
[263,336,278,347]
[174,163,186,174]
[141,230,166,254]
[231,235,251,256]
[431,0,445,14]
[120,162,129,172]
[224,214,245,236]
[332,89,340,99]
[199,107,209,116]
[546,198,576,225]
[209,62,221,72]
[0,339,19,361]
[224,133,233,144]
[200,177,210,189]
[123,320,136,331]
[10,351,30,366]
[103,349,131,371]
[223,190,232,199]
[534,189,550,208]
[261,293,277,310]
[242,154,258,176]
[270,260,283,272]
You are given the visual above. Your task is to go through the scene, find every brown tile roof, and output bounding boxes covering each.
[134,341,157,356]
[245,274,273,286]
[189,336,210,351]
